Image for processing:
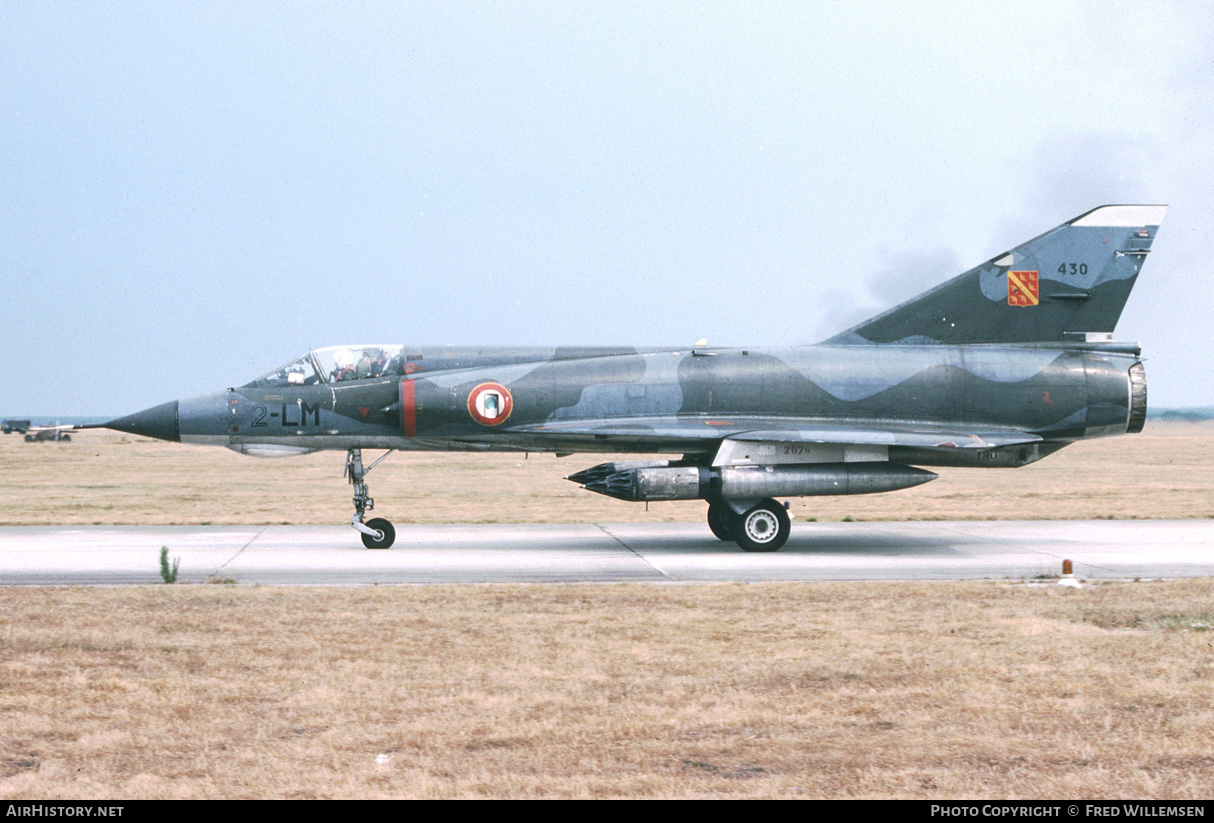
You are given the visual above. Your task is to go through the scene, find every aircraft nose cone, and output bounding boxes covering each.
[104,400,180,442]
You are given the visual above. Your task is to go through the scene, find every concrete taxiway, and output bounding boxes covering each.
[1,520,1211,585]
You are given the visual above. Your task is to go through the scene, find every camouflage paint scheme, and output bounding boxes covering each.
[102,205,1164,551]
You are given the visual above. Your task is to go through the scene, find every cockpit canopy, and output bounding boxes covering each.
[244,345,405,388]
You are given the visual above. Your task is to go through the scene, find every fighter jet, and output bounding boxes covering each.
[93,204,1164,552]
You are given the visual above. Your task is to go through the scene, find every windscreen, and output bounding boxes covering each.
[243,355,321,388]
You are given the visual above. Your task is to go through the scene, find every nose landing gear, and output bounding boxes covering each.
[346,448,396,549]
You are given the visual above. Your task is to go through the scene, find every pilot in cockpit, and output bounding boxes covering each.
[330,348,357,382]
[356,347,388,379]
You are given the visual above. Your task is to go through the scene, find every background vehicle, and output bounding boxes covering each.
[22,425,74,443]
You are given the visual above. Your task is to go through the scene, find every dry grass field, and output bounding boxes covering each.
[2,581,1214,799]
[1,421,1212,525]
[3,424,1211,799]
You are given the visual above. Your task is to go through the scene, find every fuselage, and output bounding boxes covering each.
[135,341,1146,466]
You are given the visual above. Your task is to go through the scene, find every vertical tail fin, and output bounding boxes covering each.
[828,205,1167,345]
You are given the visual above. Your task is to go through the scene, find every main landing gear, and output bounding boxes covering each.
[346,448,396,549]
[706,499,791,553]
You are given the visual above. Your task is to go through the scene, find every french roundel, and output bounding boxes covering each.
[467,382,514,426]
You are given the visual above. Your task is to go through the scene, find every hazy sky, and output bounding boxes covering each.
[3,1,1212,415]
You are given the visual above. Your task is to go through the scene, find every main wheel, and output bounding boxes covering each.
[361,517,396,549]
[734,499,791,553]
[706,502,736,541]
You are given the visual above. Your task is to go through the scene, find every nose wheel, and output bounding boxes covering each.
[360,517,396,549]
[346,448,396,549]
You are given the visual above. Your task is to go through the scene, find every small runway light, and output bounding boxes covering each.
[1058,558,1082,588]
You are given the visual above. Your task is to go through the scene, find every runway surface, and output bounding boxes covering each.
[1,520,1212,585]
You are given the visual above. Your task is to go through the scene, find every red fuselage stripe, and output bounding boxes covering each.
[401,380,417,437]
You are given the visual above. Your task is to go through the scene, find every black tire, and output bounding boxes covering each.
[61,434,71,442]
[734,499,791,553]
[361,517,396,549]
[706,502,736,541]
[24,435,33,442]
